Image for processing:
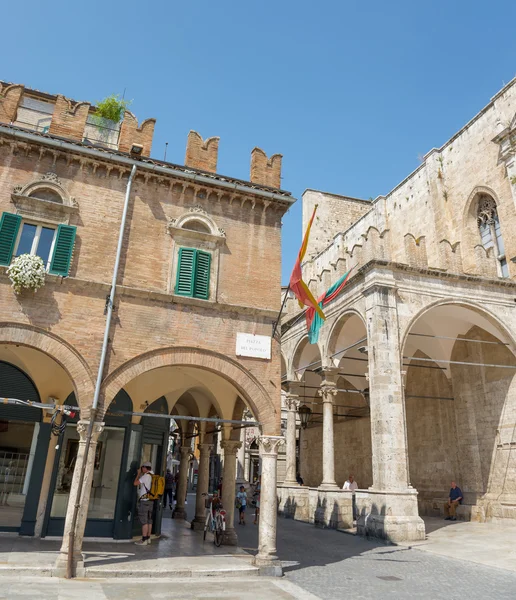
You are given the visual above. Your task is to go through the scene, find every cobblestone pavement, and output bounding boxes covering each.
[235,511,516,600]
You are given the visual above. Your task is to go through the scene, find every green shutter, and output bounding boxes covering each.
[49,224,76,276]
[193,251,211,299]
[0,212,21,266]
[175,247,195,296]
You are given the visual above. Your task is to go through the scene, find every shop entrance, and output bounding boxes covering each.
[0,361,49,535]
[44,390,134,538]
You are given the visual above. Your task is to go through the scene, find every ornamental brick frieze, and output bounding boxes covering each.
[0,134,289,214]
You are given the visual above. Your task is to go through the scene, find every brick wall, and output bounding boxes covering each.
[0,136,288,434]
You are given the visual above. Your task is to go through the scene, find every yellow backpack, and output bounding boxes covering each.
[142,474,165,500]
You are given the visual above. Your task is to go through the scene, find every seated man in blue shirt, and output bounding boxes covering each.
[444,481,463,521]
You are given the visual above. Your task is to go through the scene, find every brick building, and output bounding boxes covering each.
[279,78,516,542]
[0,81,292,574]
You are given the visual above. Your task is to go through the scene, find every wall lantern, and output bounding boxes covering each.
[298,404,312,429]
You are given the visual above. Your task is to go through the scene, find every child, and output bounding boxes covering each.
[236,485,247,525]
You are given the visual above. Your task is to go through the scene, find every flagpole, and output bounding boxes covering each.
[272,285,290,339]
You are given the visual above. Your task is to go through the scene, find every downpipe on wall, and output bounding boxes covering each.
[66,164,137,579]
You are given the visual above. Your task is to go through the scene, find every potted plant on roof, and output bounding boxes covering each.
[7,254,46,295]
[91,94,132,145]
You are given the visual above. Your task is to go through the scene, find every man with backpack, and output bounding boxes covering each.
[134,461,155,545]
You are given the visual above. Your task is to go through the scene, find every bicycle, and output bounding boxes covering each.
[202,492,226,547]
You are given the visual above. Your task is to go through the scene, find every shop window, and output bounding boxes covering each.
[51,425,125,520]
[0,212,76,275]
[477,195,509,278]
[175,247,212,300]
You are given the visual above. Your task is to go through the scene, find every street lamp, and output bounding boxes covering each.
[298,404,312,429]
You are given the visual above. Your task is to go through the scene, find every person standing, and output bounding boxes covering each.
[134,461,154,545]
[444,481,463,521]
[343,474,358,521]
[342,474,358,491]
[164,468,174,510]
[236,485,247,525]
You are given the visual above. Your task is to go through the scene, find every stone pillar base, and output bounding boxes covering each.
[282,479,299,487]
[318,482,339,491]
[54,552,85,578]
[356,489,425,543]
[172,507,187,520]
[222,528,238,546]
[191,517,205,531]
[253,554,283,577]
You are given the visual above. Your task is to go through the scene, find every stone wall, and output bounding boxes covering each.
[277,484,353,530]
[299,417,372,489]
[299,78,516,290]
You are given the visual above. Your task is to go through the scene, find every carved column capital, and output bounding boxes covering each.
[76,420,104,441]
[198,442,214,454]
[221,440,242,456]
[318,367,339,403]
[180,445,192,459]
[284,393,301,411]
[258,435,285,456]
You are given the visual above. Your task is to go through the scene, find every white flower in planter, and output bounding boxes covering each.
[7,254,46,295]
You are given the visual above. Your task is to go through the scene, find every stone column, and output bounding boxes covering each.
[54,420,104,577]
[220,439,242,545]
[191,442,213,530]
[254,435,285,576]
[318,368,339,490]
[172,445,191,520]
[283,388,300,486]
[359,280,425,542]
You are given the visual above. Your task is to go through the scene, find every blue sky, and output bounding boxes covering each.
[3,1,515,283]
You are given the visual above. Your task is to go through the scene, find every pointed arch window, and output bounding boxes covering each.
[477,195,509,278]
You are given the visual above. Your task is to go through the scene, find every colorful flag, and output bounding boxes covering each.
[289,205,325,321]
[306,269,353,344]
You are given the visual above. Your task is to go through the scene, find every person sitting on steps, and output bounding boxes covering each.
[444,480,463,521]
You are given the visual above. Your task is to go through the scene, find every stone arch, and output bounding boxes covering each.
[102,346,278,434]
[0,322,94,411]
[400,299,516,520]
[400,299,516,360]
[290,335,322,380]
[325,308,367,364]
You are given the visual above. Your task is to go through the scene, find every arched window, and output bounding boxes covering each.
[477,195,509,278]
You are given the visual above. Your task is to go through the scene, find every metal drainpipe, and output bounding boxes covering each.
[66,164,137,579]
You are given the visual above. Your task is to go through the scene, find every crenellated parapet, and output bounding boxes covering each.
[118,111,156,156]
[0,83,24,123]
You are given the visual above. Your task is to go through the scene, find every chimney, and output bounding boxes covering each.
[119,111,156,157]
[0,84,24,124]
[49,95,90,141]
[185,131,219,172]
[250,148,282,188]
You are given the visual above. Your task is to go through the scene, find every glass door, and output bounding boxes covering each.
[0,421,38,531]
[47,424,126,536]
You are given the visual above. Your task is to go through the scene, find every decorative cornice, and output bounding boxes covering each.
[0,127,294,213]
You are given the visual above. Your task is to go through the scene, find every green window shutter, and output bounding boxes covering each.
[49,224,76,276]
[193,251,211,300]
[175,248,195,296]
[0,212,22,266]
